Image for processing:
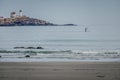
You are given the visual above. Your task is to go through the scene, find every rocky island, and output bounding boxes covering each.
[0,10,76,26]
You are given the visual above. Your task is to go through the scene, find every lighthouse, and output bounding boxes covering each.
[19,10,23,17]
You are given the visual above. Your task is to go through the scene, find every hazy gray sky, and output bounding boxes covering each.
[0,0,120,26]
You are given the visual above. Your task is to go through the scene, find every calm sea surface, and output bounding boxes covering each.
[0,26,120,62]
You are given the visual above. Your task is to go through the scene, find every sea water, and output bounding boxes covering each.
[0,25,120,62]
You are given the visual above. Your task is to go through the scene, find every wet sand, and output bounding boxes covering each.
[0,62,120,80]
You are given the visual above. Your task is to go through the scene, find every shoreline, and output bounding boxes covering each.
[0,62,120,80]
[0,58,120,62]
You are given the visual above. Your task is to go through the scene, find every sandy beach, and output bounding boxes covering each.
[0,62,120,80]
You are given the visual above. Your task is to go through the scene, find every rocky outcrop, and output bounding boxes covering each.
[14,46,44,49]
[63,24,77,26]
[0,16,77,26]
[0,16,54,26]
[25,55,30,58]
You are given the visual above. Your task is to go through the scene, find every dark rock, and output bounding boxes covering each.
[37,47,43,49]
[0,55,1,58]
[25,55,30,58]
[63,24,77,26]
[26,47,35,49]
[14,47,25,49]
[14,46,44,49]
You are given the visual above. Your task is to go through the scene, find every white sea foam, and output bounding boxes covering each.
[0,49,120,62]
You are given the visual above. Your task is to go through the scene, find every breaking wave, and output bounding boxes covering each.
[0,49,120,60]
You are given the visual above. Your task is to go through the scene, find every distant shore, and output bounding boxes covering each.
[0,62,120,80]
[0,10,77,26]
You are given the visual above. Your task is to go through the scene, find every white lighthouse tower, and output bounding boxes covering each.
[19,10,23,17]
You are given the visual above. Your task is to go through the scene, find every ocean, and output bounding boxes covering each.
[0,25,120,62]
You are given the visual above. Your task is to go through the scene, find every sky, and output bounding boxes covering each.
[0,0,120,26]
